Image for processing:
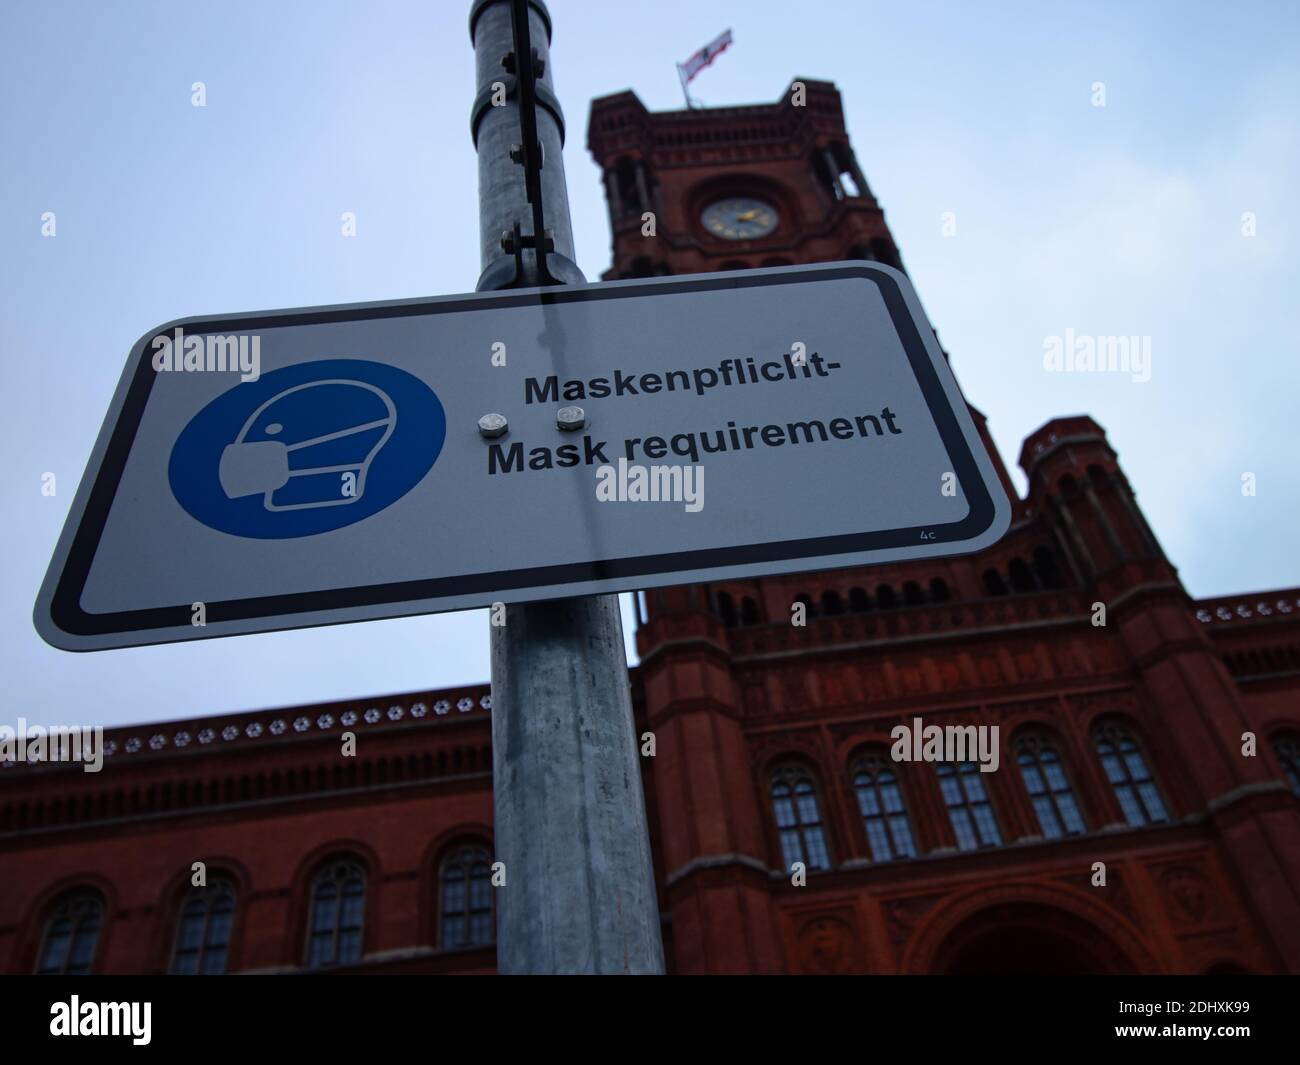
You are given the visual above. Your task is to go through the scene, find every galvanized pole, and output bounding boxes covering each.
[468,0,666,974]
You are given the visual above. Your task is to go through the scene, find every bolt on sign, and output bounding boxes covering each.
[35,262,1010,651]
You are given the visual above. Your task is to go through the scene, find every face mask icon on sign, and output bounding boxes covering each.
[217,379,397,511]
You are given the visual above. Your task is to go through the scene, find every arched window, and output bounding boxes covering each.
[613,158,641,213]
[1272,733,1300,795]
[851,754,917,861]
[740,596,761,626]
[816,144,857,202]
[848,587,870,612]
[937,762,1002,850]
[306,858,366,968]
[170,876,236,974]
[440,843,494,949]
[716,591,737,627]
[1008,557,1038,593]
[929,577,951,603]
[793,593,816,619]
[1016,736,1086,838]
[1093,725,1169,826]
[983,569,1007,596]
[36,890,103,974]
[770,766,830,872]
[902,580,925,606]
[821,590,844,616]
[1032,546,1063,589]
[875,584,897,610]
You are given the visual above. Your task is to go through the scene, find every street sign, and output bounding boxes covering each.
[35,261,1010,651]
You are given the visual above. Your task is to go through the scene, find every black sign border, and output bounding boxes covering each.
[49,266,999,638]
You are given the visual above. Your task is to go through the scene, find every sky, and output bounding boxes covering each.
[1,0,1296,730]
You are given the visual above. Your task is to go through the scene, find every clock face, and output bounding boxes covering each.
[701,197,779,241]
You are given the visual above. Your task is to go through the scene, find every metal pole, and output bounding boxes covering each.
[468,0,666,975]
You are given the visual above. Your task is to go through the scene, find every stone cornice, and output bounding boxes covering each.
[1,687,492,774]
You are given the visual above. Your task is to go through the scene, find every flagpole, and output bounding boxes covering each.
[676,63,693,109]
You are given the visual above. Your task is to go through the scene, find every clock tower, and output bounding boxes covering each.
[587,78,904,279]
[585,81,967,973]
[586,79,1015,497]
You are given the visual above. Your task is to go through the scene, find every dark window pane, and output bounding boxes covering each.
[443,917,463,949]
[1137,782,1168,822]
[338,929,362,963]
[1058,793,1086,834]
[341,892,364,929]
[941,762,1001,850]
[170,881,236,975]
[974,805,1002,846]
[40,931,70,973]
[206,910,232,948]
[857,787,880,817]
[1095,728,1167,828]
[865,820,892,861]
[1043,761,1070,792]
[440,846,495,949]
[890,817,917,857]
[1117,786,1145,826]
[177,915,203,951]
[854,758,917,864]
[1034,796,1063,838]
[469,878,491,911]
[951,809,978,851]
[306,862,366,968]
[804,829,830,870]
[1123,751,1150,781]
[796,794,820,823]
[771,767,831,871]
[960,772,987,803]
[1017,738,1087,838]
[38,896,103,975]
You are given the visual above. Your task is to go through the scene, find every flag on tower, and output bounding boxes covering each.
[678,29,733,83]
[676,29,732,107]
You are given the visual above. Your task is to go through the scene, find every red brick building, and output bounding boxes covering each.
[3,82,1299,975]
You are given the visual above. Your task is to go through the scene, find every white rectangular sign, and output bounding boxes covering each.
[36,262,1010,650]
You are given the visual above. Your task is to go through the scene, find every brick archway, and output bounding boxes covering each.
[901,882,1163,975]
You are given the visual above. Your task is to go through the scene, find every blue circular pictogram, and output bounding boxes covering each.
[169,359,445,539]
